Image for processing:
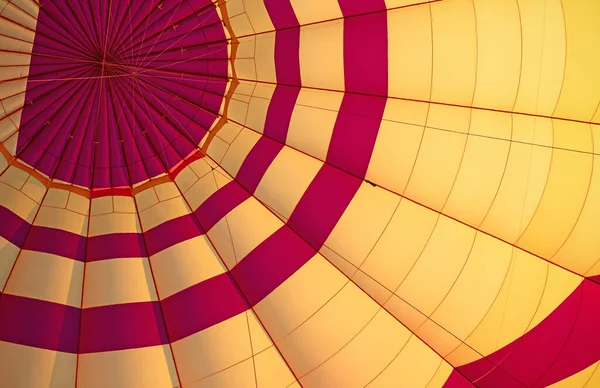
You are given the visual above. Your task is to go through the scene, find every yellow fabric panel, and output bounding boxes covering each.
[221,127,261,177]
[184,169,230,212]
[274,283,379,377]
[0,237,19,289]
[223,197,283,262]
[299,20,344,91]
[245,85,275,133]
[361,198,438,291]
[151,235,226,299]
[367,120,423,195]
[134,187,159,212]
[77,345,178,388]
[527,266,582,330]
[255,254,347,341]
[0,151,6,172]
[548,361,600,388]
[0,342,75,388]
[513,0,565,116]
[154,183,180,202]
[230,0,273,34]
[172,312,253,385]
[472,0,522,111]
[1,166,29,191]
[325,183,400,268]
[254,33,276,82]
[443,135,511,228]
[90,196,113,216]
[174,165,200,194]
[254,347,298,388]
[351,269,393,307]
[396,215,476,316]
[206,218,237,269]
[554,0,600,121]
[367,336,445,388]
[479,116,553,244]
[404,115,468,211]
[430,233,511,340]
[206,136,229,164]
[426,362,455,388]
[299,311,412,388]
[21,175,46,204]
[290,0,342,25]
[138,196,190,231]
[0,181,39,222]
[5,250,83,307]
[430,0,477,106]
[112,195,136,214]
[82,258,157,308]
[388,5,432,101]
[89,213,141,236]
[35,206,88,236]
[228,11,255,37]
[235,37,257,81]
[187,359,255,388]
[255,146,322,220]
[517,130,593,260]
[287,89,343,161]
[415,319,462,358]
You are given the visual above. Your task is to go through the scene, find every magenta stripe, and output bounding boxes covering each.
[231,226,316,305]
[288,164,362,249]
[194,180,251,231]
[0,294,80,353]
[341,9,388,95]
[326,94,387,178]
[161,273,248,342]
[86,233,147,262]
[457,280,600,387]
[79,302,168,353]
[23,226,86,261]
[235,138,283,193]
[0,206,30,247]
[144,214,201,256]
[272,28,301,85]
[263,85,300,143]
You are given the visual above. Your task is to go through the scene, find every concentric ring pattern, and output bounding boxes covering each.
[0,0,600,387]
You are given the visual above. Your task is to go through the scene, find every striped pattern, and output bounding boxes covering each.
[0,0,600,387]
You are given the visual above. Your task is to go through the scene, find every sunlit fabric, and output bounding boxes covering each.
[0,0,599,387]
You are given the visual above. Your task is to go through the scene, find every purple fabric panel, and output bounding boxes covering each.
[231,226,316,305]
[161,273,248,341]
[342,11,388,96]
[86,233,147,262]
[79,302,168,353]
[458,280,600,387]
[0,206,30,247]
[263,0,299,29]
[144,214,202,257]
[0,294,80,353]
[19,0,227,188]
[273,28,301,86]
[265,0,300,85]
[442,371,476,388]
[338,0,387,16]
[326,94,387,178]
[288,164,362,249]
[23,226,86,262]
[263,86,301,143]
[235,138,283,193]
[194,181,251,231]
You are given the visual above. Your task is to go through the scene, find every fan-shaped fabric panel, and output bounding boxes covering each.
[1,0,600,387]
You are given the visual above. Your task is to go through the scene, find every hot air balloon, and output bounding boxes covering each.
[0,0,599,387]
